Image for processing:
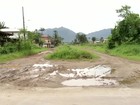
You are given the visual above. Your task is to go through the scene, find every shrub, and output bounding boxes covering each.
[0,42,17,54]
[20,40,32,51]
[0,40,37,54]
[46,45,93,59]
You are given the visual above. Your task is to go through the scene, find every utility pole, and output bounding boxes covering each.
[22,6,26,40]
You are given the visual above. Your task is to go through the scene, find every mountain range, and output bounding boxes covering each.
[41,27,112,42]
[87,28,112,40]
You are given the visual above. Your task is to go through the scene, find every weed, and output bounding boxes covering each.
[46,45,97,60]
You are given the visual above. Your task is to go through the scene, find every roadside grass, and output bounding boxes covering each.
[86,43,108,53]
[45,45,98,60]
[91,43,140,61]
[110,44,140,61]
[0,47,47,63]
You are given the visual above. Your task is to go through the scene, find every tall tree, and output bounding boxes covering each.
[116,5,131,18]
[52,30,63,46]
[108,5,140,49]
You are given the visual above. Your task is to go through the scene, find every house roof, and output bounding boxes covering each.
[0,28,19,33]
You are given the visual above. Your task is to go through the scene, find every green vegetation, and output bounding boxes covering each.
[0,46,46,63]
[73,33,88,44]
[0,23,47,62]
[91,43,107,53]
[110,44,140,60]
[92,43,140,61]
[0,22,8,46]
[87,5,140,61]
[52,30,63,46]
[46,45,98,60]
[1,5,140,62]
[108,5,140,49]
[92,37,96,43]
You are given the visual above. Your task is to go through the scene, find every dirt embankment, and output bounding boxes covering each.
[0,49,140,88]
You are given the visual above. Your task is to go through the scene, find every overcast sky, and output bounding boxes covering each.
[0,0,140,33]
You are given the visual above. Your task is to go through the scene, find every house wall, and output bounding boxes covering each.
[9,33,28,39]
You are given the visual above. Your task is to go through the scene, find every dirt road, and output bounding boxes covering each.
[0,87,140,105]
[0,48,140,87]
[0,48,140,104]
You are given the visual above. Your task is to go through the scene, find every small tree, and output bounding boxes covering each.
[92,37,96,43]
[52,30,63,46]
[74,33,88,44]
[100,37,104,43]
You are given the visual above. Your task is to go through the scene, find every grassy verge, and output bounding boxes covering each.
[85,43,108,53]
[110,44,140,61]
[91,43,140,61]
[45,45,98,60]
[0,47,47,63]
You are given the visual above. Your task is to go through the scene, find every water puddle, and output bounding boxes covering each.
[61,65,118,87]
[71,65,111,77]
[62,78,118,86]
[33,63,53,68]
[31,63,118,87]
[57,65,111,78]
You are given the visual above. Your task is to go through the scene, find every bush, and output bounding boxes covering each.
[0,42,17,54]
[20,41,32,51]
[107,36,116,49]
[46,45,93,59]
[107,40,115,49]
[0,40,36,54]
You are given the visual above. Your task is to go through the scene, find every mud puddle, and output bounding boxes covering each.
[60,65,118,87]
[61,78,118,86]
[0,62,118,87]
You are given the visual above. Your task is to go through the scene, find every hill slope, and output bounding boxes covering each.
[41,27,112,42]
[42,27,76,42]
[87,28,112,40]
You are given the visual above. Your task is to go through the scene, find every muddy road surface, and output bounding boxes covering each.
[0,48,140,87]
[0,48,140,105]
